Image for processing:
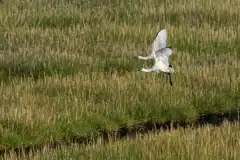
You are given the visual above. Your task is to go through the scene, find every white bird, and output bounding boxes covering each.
[138,29,167,60]
[137,29,174,86]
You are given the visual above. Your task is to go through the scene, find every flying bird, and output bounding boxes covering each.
[138,29,174,86]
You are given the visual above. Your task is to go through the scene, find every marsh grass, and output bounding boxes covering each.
[0,0,239,151]
[3,123,240,160]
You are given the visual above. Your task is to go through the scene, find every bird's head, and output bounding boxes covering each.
[168,64,174,73]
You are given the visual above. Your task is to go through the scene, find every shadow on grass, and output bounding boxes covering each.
[0,108,239,157]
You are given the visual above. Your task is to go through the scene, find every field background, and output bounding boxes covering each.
[4,123,240,160]
[0,0,239,159]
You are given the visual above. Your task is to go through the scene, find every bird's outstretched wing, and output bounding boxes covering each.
[154,47,172,64]
[152,29,167,55]
[156,47,172,57]
[138,29,167,60]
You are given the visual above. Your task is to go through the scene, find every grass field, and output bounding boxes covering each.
[0,0,239,158]
[4,123,240,160]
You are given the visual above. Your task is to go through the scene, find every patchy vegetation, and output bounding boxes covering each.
[0,0,239,157]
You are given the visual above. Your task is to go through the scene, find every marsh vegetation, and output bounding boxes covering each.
[0,0,239,159]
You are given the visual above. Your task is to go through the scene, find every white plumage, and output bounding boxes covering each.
[138,29,174,86]
[138,29,167,61]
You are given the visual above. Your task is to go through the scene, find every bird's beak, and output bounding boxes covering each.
[168,73,173,86]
